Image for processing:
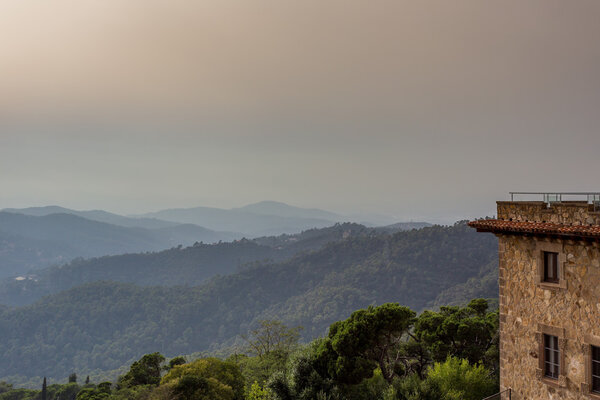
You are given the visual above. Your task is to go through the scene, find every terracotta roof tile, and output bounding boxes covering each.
[468,219,600,239]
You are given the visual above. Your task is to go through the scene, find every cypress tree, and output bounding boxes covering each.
[41,377,47,400]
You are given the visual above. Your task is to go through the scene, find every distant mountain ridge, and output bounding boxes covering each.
[4,202,409,237]
[132,202,348,236]
[0,202,429,279]
[2,206,180,229]
[0,211,240,278]
[233,201,344,221]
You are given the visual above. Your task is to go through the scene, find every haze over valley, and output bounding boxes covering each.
[2,0,600,398]
[0,201,431,278]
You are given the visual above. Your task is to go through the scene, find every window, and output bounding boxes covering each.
[544,334,560,379]
[535,241,565,289]
[593,346,600,393]
[582,335,600,396]
[543,251,559,283]
[536,325,565,387]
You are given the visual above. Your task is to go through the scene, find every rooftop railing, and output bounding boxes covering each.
[510,192,600,210]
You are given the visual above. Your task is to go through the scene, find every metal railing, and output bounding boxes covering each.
[509,192,600,210]
[481,388,511,400]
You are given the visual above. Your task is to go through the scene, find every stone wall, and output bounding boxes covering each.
[497,201,600,226]
[499,233,600,399]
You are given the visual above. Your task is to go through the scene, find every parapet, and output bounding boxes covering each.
[497,201,600,226]
[469,193,600,241]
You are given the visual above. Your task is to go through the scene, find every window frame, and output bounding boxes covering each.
[543,334,560,379]
[536,324,566,388]
[535,240,567,290]
[582,335,600,399]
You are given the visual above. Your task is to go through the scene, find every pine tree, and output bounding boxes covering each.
[85,375,90,384]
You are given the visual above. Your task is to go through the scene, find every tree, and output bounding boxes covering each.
[85,376,90,385]
[243,320,303,358]
[171,375,210,400]
[41,377,47,400]
[167,356,186,371]
[54,383,81,400]
[161,357,245,400]
[247,381,270,400]
[267,340,337,400]
[411,299,499,373]
[69,373,77,383]
[415,357,497,400]
[0,382,13,394]
[319,303,416,384]
[118,352,166,387]
[97,382,111,393]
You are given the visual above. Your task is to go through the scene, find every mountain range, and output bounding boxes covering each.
[0,202,428,278]
[131,201,345,236]
[0,212,238,278]
[0,223,372,306]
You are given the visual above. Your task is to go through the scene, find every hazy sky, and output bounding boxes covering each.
[2,0,600,223]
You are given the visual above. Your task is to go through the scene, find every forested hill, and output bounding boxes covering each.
[0,223,498,382]
[0,212,239,278]
[0,223,372,306]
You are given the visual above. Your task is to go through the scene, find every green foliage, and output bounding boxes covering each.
[394,373,442,400]
[52,383,80,400]
[321,303,416,384]
[0,223,370,306]
[76,387,110,400]
[268,300,499,400]
[418,357,497,400]
[118,353,165,388]
[266,340,336,400]
[228,353,286,390]
[167,357,186,371]
[41,378,46,400]
[0,383,12,394]
[243,320,302,358]
[161,358,245,400]
[339,369,390,400]
[0,224,497,381]
[246,381,270,400]
[0,297,500,400]
[102,385,152,400]
[412,299,499,373]
[0,388,38,400]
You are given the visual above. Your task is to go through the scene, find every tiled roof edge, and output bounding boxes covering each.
[468,219,600,239]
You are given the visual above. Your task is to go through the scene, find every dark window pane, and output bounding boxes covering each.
[544,334,559,379]
[593,377,600,393]
[593,361,600,376]
[592,346,600,393]
[543,252,559,283]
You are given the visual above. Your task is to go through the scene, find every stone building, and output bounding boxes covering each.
[469,194,600,400]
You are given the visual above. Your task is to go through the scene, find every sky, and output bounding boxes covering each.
[1,0,600,224]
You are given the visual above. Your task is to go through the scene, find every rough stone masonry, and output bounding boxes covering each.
[470,200,600,400]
